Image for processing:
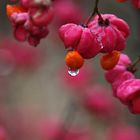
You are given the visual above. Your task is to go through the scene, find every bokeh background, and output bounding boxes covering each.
[0,0,140,140]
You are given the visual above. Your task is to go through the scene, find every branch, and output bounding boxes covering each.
[85,0,102,25]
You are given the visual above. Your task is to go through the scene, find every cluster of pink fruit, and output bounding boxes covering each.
[58,0,140,114]
[2,0,140,139]
[7,0,83,46]
[7,0,54,46]
[105,53,140,114]
[7,0,140,114]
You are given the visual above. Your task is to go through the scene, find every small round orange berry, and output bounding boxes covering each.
[65,50,84,70]
[6,4,26,17]
[100,51,120,70]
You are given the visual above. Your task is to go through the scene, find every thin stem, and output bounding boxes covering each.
[85,0,103,25]
[55,100,78,140]
[127,56,140,73]
[131,56,140,67]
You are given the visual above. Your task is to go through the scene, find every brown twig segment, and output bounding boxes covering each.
[127,56,140,73]
[85,0,103,25]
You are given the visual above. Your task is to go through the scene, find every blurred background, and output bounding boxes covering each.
[0,0,140,140]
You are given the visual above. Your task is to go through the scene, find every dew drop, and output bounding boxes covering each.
[68,69,79,76]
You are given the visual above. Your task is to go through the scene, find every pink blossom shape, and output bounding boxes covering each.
[90,14,130,38]
[29,6,54,26]
[112,71,135,96]
[14,26,29,41]
[8,3,52,46]
[105,53,132,83]
[105,65,126,83]
[88,14,130,53]
[59,23,83,48]
[117,53,132,66]
[116,79,140,114]
[103,53,140,114]
[59,23,101,59]
[10,12,29,25]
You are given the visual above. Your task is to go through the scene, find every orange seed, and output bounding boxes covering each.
[65,50,84,70]
[100,51,120,70]
[6,4,26,17]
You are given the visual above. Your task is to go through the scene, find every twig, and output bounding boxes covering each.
[127,56,140,73]
[54,100,78,140]
[85,0,103,25]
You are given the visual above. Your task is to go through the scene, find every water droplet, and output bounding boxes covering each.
[68,69,79,76]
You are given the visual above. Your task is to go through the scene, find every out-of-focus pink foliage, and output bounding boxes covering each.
[53,0,82,26]
[0,38,42,71]
[107,124,140,140]
[81,85,119,120]
[37,117,93,140]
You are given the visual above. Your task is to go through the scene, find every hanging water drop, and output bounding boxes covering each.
[68,69,79,76]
